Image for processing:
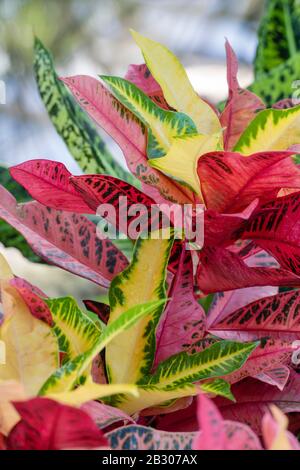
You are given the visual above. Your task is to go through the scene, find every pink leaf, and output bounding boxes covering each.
[225,339,294,383]
[61,75,192,204]
[154,245,206,367]
[254,365,290,391]
[215,371,300,434]
[194,393,226,450]
[0,185,128,287]
[193,394,262,450]
[125,63,169,109]
[221,40,265,150]
[81,401,134,430]
[210,289,300,341]
[6,398,108,450]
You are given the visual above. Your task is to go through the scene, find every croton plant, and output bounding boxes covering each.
[2,0,300,451]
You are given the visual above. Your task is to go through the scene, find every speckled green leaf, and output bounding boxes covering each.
[34,38,135,183]
[254,0,300,78]
[249,52,300,105]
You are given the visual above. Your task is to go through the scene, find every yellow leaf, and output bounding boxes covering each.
[268,405,292,451]
[149,133,221,195]
[47,380,139,406]
[130,30,221,136]
[0,284,59,395]
[0,380,26,436]
[0,254,13,282]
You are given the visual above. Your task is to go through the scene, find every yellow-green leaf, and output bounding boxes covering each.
[47,380,139,406]
[100,75,197,158]
[149,133,221,195]
[39,299,166,395]
[46,297,101,362]
[115,379,232,415]
[106,235,173,385]
[140,340,258,389]
[234,105,300,155]
[130,29,221,136]
[0,283,59,396]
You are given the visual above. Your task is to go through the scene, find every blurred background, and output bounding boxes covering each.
[0,0,264,298]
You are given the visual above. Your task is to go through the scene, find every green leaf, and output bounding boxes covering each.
[34,37,136,183]
[249,52,300,106]
[45,297,102,362]
[39,299,166,395]
[200,379,235,402]
[100,75,198,158]
[254,0,300,78]
[139,340,258,389]
[250,0,300,105]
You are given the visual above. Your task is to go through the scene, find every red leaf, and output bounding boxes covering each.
[198,150,300,213]
[6,398,108,450]
[70,174,161,236]
[197,247,300,294]
[154,245,206,367]
[61,75,192,204]
[204,199,258,247]
[0,185,128,287]
[10,278,53,326]
[210,290,300,341]
[220,40,265,151]
[83,300,110,324]
[239,191,300,276]
[10,160,93,213]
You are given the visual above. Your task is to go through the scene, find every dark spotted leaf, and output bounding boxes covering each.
[34,37,133,183]
[0,185,128,287]
[239,192,300,276]
[210,289,300,341]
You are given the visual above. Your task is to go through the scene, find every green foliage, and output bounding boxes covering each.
[250,0,300,105]
[34,38,137,184]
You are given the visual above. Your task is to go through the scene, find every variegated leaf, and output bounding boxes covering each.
[0,185,128,287]
[130,30,221,135]
[34,38,132,182]
[106,235,174,384]
[100,75,198,158]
